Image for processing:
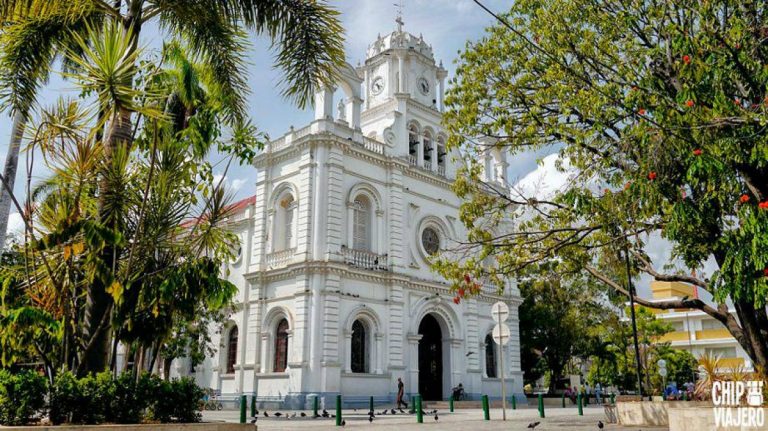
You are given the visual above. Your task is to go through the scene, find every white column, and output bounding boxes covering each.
[375,210,384,255]
[314,86,335,121]
[260,333,270,373]
[348,96,363,130]
[430,144,437,172]
[417,135,424,167]
[438,77,445,111]
[344,330,353,373]
[346,201,354,248]
[364,69,370,109]
[407,334,422,394]
[285,329,294,369]
[398,54,405,93]
[374,333,384,374]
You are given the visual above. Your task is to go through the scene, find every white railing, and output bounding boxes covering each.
[424,160,432,171]
[341,247,388,271]
[408,154,418,166]
[361,136,385,155]
[437,165,446,177]
[266,248,296,268]
[270,136,289,152]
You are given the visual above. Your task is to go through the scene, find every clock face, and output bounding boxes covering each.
[371,77,385,95]
[418,77,430,95]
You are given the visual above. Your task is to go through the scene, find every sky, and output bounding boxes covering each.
[1,0,525,234]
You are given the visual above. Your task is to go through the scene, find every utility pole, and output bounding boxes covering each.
[624,245,644,398]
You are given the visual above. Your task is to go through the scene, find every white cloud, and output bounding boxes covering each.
[6,212,23,235]
[514,153,575,199]
[212,174,247,193]
[231,178,246,192]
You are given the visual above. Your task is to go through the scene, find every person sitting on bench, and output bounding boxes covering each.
[452,383,465,400]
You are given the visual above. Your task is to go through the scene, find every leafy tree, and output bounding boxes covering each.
[518,264,608,392]
[434,0,768,376]
[0,0,344,372]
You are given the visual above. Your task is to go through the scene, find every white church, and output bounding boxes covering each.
[189,18,524,409]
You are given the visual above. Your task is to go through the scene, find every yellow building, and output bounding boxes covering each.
[646,281,752,371]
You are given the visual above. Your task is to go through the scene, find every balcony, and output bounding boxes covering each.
[658,331,690,342]
[266,248,296,268]
[408,154,418,166]
[695,329,732,340]
[341,246,388,271]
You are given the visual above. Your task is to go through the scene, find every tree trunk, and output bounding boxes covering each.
[0,111,26,249]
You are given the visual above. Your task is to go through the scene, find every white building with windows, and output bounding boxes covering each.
[188,19,523,409]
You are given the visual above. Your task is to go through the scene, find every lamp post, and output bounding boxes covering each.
[624,245,644,398]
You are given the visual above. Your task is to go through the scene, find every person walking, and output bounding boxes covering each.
[396,377,408,409]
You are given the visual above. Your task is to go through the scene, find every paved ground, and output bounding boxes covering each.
[202,405,659,430]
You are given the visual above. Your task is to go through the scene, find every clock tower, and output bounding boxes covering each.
[358,17,450,168]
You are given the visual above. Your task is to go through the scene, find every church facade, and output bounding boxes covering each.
[190,20,524,409]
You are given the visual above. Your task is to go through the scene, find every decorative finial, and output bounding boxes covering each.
[395,0,405,31]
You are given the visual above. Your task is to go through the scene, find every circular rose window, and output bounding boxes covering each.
[421,227,440,255]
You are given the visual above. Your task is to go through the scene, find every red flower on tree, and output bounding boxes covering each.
[764,268,768,278]
[759,201,768,209]
[624,182,632,190]
[693,149,703,156]
[648,171,657,180]
[638,108,646,115]
[682,54,691,64]
[740,194,750,204]
[685,99,695,108]
[453,296,461,305]
[458,287,466,297]
[464,274,471,284]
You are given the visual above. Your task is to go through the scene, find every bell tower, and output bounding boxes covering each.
[359,17,448,112]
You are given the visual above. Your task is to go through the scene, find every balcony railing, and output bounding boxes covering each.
[266,248,296,268]
[361,137,385,155]
[341,246,388,271]
[437,165,446,176]
[423,160,432,171]
[408,154,418,166]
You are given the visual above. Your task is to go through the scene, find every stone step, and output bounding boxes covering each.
[425,400,518,409]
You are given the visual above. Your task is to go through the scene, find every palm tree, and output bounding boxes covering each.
[0,0,344,372]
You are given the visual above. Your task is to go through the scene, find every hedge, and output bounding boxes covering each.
[0,371,203,426]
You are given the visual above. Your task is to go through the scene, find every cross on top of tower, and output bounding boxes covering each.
[395,0,405,31]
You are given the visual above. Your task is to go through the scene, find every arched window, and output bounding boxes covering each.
[437,137,447,168]
[352,196,371,250]
[226,326,238,374]
[351,320,368,373]
[423,132,433,162]
[408,125,419,158]
[274,194,296,251]
[273,319,289,372]
[485,333,497,378]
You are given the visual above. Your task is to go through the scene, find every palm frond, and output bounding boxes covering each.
[0,0,101,114]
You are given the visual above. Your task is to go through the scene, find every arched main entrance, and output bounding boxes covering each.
[418,314,443,400]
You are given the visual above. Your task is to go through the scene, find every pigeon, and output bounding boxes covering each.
[598,420,604,429]
[354,408,358,412]
[323,409,329,416]
[382,409,387,415]
[300,412,307,417]
[341,419,346,426]
[369,413,374,423]
[391,409,396,415]
[331,414,336,418]
[274,412,282,417]
[263,411,269,417]
[434,413,439,421]
[291,412,297,418]
[528,422,541,429]
[254,409,259,415]
[250,418,257,424]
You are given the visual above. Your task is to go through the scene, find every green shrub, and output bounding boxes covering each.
[147,376,202,423]
[0,369,47,425]
[46,370,204,425]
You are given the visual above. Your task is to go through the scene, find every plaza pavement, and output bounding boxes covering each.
[202,405,661,430]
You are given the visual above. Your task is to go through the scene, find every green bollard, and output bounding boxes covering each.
[313,395,319,417]
[577,393,583,416]
[562,392,566,408]
[250,395,256,418]
[511,394,517,410]
[416,395,423,423]
[610,392,615,405]
[449,395,454,412]
[682,391,687,401]
[482,394,490,420]
[239,395,246,424]
[538,394,545,418]
[369,396,374,414]
[336,395,342,426]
